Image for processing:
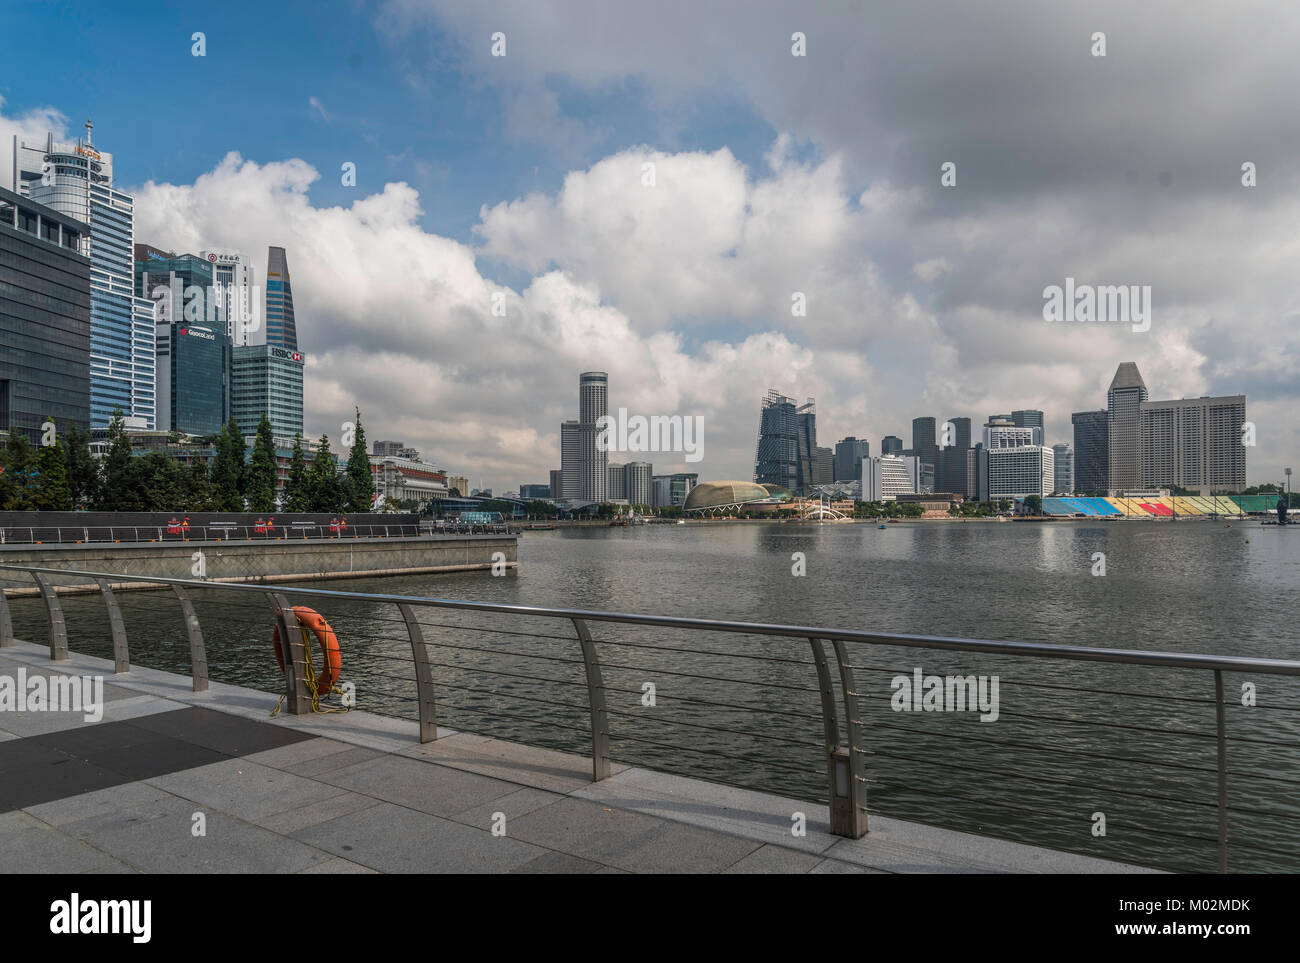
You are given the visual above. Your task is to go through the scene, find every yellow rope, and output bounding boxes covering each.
[271,613,351,717]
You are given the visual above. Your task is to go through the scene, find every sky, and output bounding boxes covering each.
[2,0,1298,492]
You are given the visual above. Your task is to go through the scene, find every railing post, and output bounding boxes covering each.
[269,593,310,714]
[94,578,130,673]
[32,573,68,661]
[172,585,208,692]
[571,618,611,781]
[1214,669,1228,872]
[397,603,437,742]
[0,581,13,646]
[809,636,867,838]
[831,639,868,837]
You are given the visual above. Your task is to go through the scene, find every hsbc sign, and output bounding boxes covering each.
[271,347,304,363]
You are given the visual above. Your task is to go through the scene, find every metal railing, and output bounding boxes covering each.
[0,524,521,545]
[1,561,1298,870]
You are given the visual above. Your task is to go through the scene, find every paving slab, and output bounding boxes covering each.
[313,753,525,817]
[291,801,548,873]
[507,796,762,874]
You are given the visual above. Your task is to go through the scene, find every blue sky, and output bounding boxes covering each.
[0,0,778,246]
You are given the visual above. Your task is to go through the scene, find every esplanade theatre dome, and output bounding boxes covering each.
[683,481,773,512]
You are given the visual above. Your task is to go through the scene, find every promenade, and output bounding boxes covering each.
[0,639,1154,874]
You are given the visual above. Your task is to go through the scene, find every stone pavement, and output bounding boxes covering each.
[0,641,1157,874]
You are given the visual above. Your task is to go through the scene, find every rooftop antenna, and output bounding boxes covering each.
[84,118,93,146]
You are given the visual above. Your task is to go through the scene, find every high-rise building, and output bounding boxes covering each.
[652,472,697,507]
[136,248,232,435]
[264,247,298,351]
[1012,409,1045,446]
[880,435,903,456]
[968,444,989,502]
[0,187,91,441]
[755,390,817,494]
[834,437,868,483]
[988,446,1055,500]
[939,416,972,495]
[912,417,937,481]
[863,454,921,502]
[625,461,653,506]
[560,419,581,498]
[1108,362,1148,492]
[15,124,156,428]
[1052,443,1074,494]
[200,250,257,346]
[549,469,563,499]
[814,445,833,485]
[1071,410,1109,493]
[984,418,1034,449]
[1140,395,1246,493]
[579,371,608,501]
[231,345,303,441]
[607,463,627,500]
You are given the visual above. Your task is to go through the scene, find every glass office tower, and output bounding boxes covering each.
[15,124,156,428]
[0,187,92,440]
[264,246,298,351]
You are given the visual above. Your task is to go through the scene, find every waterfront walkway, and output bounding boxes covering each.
[0,640,1155,874]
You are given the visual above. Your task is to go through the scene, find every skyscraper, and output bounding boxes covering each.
[135,248,230,436]
[560,420,581,498]
[264,247,298,351]
[912,417,937,484]
[1071,410,1108,493]
[624,462,653,506]
[1052,443,1074,494]
[755,390,817,494]
[881,435,903,456]
[834,437,868,483]
[1108,362,1148,492]
[1012,409,1045,446]
[0,187,91,441]
[231,345,304,441]
[939,416,971,494]
[1140,395,1246,493]
[15,124,156,428]
[201,250,257,345]
[579,371,608,501]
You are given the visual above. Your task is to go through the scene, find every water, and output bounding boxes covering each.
[11,519,1300,871]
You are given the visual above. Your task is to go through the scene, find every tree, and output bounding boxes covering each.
[128,452,183,511]
[210,418,246,511]
[343,407,375,512]
[0,432,37,510]
[33,425,72,511]
[306,435,344,512]
[181,457,216,512]
[282,434,309,512]
[96,408,134,510]
[1025,494,1043,515]
[64,422,99,509]
[246,414,278,512]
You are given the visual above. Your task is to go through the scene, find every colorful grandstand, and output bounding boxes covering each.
[1038,494,1279,517]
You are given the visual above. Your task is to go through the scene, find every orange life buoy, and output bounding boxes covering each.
[273,606,342,691]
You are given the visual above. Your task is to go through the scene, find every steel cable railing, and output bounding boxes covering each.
[1,561,1298,872]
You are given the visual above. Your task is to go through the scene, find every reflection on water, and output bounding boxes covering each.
[10,519,1299,871]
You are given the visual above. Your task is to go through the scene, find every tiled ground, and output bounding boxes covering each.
[0,644,1156,874]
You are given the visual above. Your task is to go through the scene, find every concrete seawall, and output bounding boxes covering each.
[0,534,517,596]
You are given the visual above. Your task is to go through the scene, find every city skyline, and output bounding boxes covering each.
[3,3,1298,492]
